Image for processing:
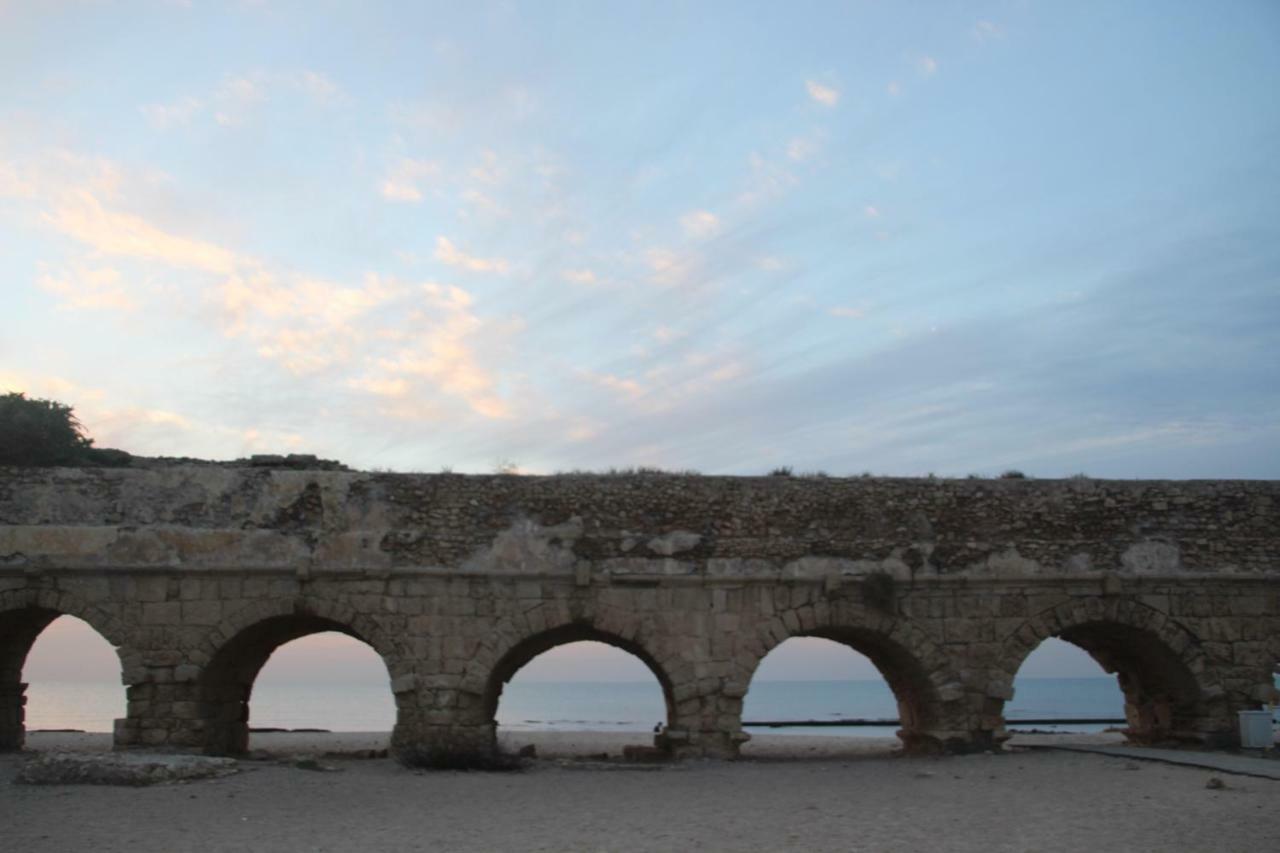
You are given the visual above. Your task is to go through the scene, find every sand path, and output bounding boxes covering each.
[3,731,1278,852]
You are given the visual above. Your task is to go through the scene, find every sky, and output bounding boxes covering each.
[2,1,1278,479]
[4,3,1279,691]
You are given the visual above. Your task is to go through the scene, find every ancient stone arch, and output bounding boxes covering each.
[479,622,677,725]
[0,586,131,750]
[192,595,407,675]
[423,602,702,756]
[736,599,965,752]
[992,597,1228,744]
[195,597,405,756]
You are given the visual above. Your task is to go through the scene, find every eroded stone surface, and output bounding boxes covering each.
[14,752,238,786]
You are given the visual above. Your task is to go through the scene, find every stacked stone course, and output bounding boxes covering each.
[0,466,1277,759]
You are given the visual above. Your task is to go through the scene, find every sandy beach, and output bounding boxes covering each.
[3,731,1277,852]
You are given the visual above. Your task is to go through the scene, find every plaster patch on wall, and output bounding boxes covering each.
[461,516,582,573]
[1063,552,1094,573]
[1122,540,1181,574]
[981,547,1043,576]
[647,530,702,556]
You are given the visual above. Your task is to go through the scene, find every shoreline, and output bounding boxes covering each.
[18,728,1130,760]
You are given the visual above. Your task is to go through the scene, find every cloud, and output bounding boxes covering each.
[917,56,938,77]
[646,247,698,287]
[45,190,240,274]
[380,158,439,202]
[679,209,721,239]
[805,80,840,107]
[346,376,410,398]
[469,150,503,184]
[140,70,342,129]
[786,135,820,162]
[296,70,340,103]
[0,161,37,198]
[459,187,508,217]
[38,264,137,311]
[737,152,798,207]
[140,95,202,129]
[355,283,511,419]
[582,370,644,399]
[563,268,598,285]
[829,306,865,319]
[886,81,902,97]
[864,205,881,218]
[973,21,1004,41]
[433,236,510,274]
[218,271,406,373]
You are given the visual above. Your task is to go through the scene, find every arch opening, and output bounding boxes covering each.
[1006,637,1127,737]
[199,615,394,756]
[1,609,124,750]
[1006,622,1205,745]
[486,625,674,756]
[743,629,941,753]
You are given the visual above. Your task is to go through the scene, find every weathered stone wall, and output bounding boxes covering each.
[0,466,1276,759]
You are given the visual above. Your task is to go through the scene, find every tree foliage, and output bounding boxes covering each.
[0,392,127,467]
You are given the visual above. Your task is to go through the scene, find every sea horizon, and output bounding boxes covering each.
[22,675,1189,737]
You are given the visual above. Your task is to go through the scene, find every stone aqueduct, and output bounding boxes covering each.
[1,463,1277,760]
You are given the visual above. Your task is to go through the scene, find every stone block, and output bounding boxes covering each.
[141,602,181,626]
[181,600,221,626]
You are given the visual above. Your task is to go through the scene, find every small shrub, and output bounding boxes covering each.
[0,392,130,467]
[769,466,793,477]
[999,469,1027,479]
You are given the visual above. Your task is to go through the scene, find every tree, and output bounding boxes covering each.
[0,392,123,467]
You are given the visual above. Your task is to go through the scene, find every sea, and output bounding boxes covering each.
[28,676,1272,737]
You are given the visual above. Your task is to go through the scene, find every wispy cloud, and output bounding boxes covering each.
[786,134,821,162]
[38,264,137,311]
[973,21,1004,42]
[917,56,938,77]
[355,283,512,419]
[140,95,202,129]
[679,209,721,239]
[646,247,700,287]
[140,70,342,130]
[805,80,840,107]
[737,152,798,207]
[46,190,239,274]
[562,268,598,285]
[433,236,510,274]
[459,187,508,218]
[581,369,644,399]
[380,158,439,202]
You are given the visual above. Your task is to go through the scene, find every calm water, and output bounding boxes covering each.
[22,676,1223,737]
